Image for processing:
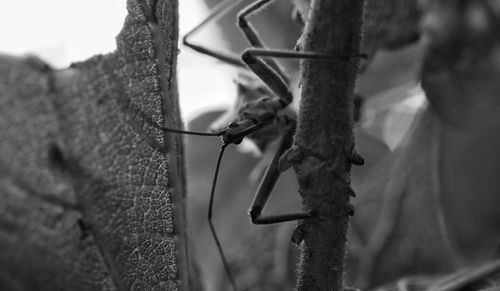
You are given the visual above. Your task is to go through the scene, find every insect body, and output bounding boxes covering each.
[161,0,365,290]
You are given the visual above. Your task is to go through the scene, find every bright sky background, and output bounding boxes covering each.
[0,0,236,120]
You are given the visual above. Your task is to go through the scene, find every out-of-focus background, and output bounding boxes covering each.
[0,1,432,290]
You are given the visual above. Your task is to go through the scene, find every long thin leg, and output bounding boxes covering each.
[249,119,316,225]
[183,0,246,68]
[244,48,366,61]
[237,0,289,82]
[241,48,365,107]
[237,0,272,48]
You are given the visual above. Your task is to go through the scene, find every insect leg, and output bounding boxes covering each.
[237,0,273,48]
[183,0,247,67]
[241,48,365,107]
[249,119,316,225]
[237,0,289,82]
[243,47,366,62]
[242,50,294,107]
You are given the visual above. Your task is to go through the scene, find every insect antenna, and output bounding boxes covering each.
[136,110,225,137]
[207,144,239,291]
[158,125,223,137]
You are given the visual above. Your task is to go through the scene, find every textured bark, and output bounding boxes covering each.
[285,0,364,290]
[0,0,192,290]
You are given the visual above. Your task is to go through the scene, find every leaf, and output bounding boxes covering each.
[0,0,193,290]
[346,1,500,289]
[372,259,500,291]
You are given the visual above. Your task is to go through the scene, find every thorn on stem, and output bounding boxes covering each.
[77,219,91,240]
[347,187,356,198]
[350,151,364,166]
[291,222,307,246]
[346,204,355,217]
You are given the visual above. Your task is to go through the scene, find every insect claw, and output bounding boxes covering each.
[277,156,293,172]
[289,209,317,246]
[278,146,302,172]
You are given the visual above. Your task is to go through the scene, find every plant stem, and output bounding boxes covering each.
[290,0,364,290]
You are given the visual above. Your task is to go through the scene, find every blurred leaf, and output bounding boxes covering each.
[348,1,500,289]
[373,259,500,291]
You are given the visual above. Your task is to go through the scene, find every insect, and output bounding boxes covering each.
[161,0,365,290]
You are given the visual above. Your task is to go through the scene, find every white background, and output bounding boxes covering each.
[0,0,236,120]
